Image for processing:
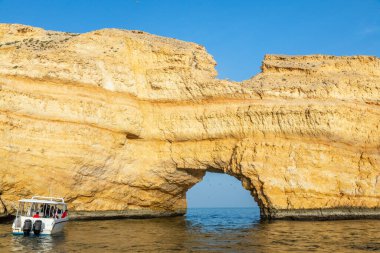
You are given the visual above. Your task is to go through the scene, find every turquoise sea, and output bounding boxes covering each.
[1,207,380,252]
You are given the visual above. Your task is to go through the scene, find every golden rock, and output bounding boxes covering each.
[1,24,379,219]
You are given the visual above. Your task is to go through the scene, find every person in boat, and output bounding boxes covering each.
[45,205,51,218]
[61,210,68,219]
[54,208,59,219]
[40,204,45,215]
[49,206,54,217]
[33,212,40,218]
[51,206,57,218]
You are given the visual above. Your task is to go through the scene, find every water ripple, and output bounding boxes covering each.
[0,208,379,252]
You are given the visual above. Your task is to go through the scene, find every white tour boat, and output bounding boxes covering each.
[12,196,69,236]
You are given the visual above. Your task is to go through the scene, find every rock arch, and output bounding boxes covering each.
[172,140,272,218]
[0,24,379,220]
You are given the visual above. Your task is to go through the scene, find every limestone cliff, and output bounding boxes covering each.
[1,24,379,220]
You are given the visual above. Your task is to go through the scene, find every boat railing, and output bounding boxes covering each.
[31,196,65,203]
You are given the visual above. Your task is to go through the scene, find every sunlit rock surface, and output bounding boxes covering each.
[1,24,379,220]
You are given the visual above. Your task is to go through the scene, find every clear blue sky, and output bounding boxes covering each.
[187,172,256,208]
[1,0,379,207]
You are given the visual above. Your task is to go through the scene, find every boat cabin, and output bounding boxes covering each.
[16,196,67,219]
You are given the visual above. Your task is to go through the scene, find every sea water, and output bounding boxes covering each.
[0,207,380,252]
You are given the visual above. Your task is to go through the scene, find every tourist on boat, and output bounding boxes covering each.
[52,206,58,218]
[45,205,51,218]
[61,210,68,219]
[49,206,55,217]
[33,212,40,218]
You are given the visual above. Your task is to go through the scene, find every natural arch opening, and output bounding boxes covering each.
[184,171,261,228]
[176,160,272,220]
[186,172,257,208]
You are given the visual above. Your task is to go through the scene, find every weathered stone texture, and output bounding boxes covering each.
[1,24,379,219]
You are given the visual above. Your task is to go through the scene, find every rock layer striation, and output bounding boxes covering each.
[1,24,379,220]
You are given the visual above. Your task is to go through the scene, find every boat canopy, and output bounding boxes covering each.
[18,196,66,205]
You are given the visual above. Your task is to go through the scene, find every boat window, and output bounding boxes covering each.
[17,201,67,218]
[31,202,40,216]
[55,204,66,218]
[41,203,53,218]
[18,202,33,217]
[49,204,58,218]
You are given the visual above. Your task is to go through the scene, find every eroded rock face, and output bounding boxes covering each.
[1,24,379,219]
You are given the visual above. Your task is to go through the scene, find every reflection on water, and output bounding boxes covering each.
[0,208,380,252]
[9,234,64,252]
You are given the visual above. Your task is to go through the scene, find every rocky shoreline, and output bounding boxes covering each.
[53,207,380,221]
[3,207,380,222]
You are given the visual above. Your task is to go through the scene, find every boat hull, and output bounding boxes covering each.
[12,217,68,236]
